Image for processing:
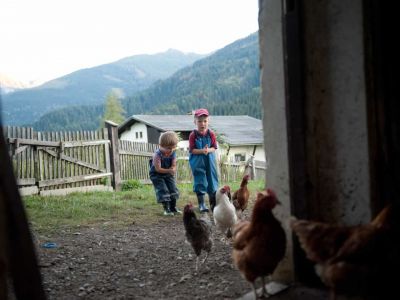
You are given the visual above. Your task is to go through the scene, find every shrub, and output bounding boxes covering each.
[122,179,143,191]
[100,177,110,185]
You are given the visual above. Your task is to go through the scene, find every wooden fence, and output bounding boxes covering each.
[4,125,266,196]
[118,142,194,183]
[118,144,265,184]
[4,126,112,196]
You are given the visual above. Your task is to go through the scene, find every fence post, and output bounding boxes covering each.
[245,155,256,180]
[251,155,256,180]
[105,121,121,191]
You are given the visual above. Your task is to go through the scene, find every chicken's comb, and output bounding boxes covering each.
[184,202,193,208]
[266,188,276,198]
[223,185,230,192]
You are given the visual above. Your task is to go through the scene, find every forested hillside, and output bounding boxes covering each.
[2,50,204,126]
[33,105,104,131]
[125,32,261,118]
[32,32,261,131]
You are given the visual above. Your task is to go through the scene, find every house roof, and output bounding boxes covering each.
[119,115,264,146]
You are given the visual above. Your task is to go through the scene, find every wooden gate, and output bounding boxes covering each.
[5,127,113,196]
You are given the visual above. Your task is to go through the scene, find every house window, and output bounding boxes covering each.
[135,132,139,139]
[234,153,246,162]
[140,132,143,138]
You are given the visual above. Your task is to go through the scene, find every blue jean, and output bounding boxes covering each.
[189,154,218,195]
[150,174,179,203]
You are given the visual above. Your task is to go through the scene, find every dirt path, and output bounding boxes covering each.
[35,215,250,299]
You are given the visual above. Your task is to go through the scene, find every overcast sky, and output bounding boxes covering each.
[0,0,258,84]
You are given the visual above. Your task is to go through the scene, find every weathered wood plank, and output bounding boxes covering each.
[40,185,113,196]
[17,178,36,186]
[8,138,59,147]
[19,186,39,196]
[38,172,113,187]
[42,148,105,172]
[20,127,26,179]
[63,140,110,147]
[106,121,121,191]
[119,150,153,156]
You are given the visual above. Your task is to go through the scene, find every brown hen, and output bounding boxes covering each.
[290,203,400,300]
[232,188,286,299]
[232,174,250,219]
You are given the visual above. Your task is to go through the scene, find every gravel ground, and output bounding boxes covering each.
[35,214,252,300]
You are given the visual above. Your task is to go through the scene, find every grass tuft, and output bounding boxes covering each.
[24,180,265,234]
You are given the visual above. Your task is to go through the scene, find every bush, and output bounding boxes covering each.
[121,179,143,191]
[100,177,110,185]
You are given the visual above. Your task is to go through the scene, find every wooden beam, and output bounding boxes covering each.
[42,148,104,172]
[7,138,59,147]
[40,185,113,196]
[19,186,39,196]
[105,121,121,191]
[17,178,36,186]
[119,150,153,156]
[38,172,113,188]
[62,139,110,147]
[282,0,318,285]
[14,145,28,156]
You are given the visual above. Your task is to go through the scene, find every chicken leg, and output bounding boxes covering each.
[201,252,209,265]
[260,276,271,298]
[195,256,200,272]
[250,278,271,299]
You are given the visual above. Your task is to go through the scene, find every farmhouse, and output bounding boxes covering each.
[118,115,265,163]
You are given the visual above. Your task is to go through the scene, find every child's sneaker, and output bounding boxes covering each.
[162,201,174,216]
[169,199,181,215]
[163,210,174,216]
[171,208,182,215]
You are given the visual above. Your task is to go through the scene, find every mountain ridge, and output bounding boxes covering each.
[0,73,36,94]
[32,32,261,131]
[2,49,206,125]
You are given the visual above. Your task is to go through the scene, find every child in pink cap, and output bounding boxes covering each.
[188,108,219,213]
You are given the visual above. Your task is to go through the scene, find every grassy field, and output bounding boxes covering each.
[23,180,265,234]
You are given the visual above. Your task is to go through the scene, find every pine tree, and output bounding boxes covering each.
[100,90,126,128]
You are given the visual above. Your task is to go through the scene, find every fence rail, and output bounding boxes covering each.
[4,125,266,196]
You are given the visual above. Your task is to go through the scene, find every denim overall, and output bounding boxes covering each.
[189,130,219,196]
[149,149,179,204]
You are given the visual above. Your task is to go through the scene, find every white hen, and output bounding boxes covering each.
[213,185,237,240]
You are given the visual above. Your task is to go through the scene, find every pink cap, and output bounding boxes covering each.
[194,108,209,117]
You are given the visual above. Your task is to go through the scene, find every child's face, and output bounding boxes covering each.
[160,145,176,156]
[195,116,209,133]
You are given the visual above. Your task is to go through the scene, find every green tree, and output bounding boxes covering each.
[100,90,126,128]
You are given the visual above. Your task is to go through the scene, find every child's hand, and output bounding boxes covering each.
[169,167,176,175]
[203,144,209,155]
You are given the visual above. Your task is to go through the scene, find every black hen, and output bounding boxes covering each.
[183,203,213,272]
